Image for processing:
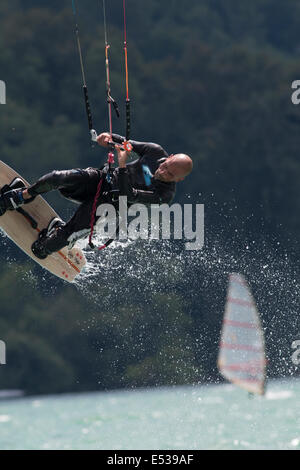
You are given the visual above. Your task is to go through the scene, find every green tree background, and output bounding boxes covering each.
[0,0,299,394]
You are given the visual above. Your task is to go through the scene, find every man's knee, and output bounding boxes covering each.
[48,169,81,186]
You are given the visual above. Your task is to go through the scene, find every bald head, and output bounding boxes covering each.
[172,154,193,178]
[154,153,193,183]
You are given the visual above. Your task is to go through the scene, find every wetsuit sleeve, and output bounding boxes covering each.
[111,133,168,159]
[118,168,174,204]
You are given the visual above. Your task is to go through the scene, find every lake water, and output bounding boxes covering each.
[0,378,299,450]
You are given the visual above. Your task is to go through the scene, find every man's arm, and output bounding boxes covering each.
[112,133,168,159]
[97,132,168,159]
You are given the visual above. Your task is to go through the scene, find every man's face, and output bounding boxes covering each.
[154,156,184,183]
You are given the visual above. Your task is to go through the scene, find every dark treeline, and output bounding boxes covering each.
[0,0,299,394]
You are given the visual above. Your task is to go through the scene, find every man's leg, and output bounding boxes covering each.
[31,183,116,259]
[0,167,104,258]
[27,168,101,201]
[31,199,96,259]
[31,218,69,259]
[0,168,101,216]
[30,168,114,258]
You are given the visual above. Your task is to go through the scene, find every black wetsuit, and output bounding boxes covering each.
[27,135,176,250]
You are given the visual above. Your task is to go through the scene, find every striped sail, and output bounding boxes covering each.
[217,273,266,395]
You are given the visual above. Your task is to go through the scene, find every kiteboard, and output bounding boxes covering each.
[0,161,86,282]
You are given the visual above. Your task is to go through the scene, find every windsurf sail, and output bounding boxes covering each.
[217,273,266,395]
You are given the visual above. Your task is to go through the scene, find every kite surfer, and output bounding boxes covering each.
[0,132,192,259]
